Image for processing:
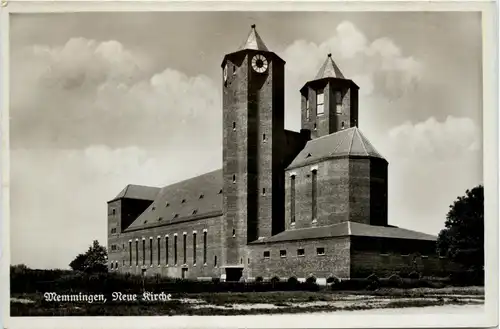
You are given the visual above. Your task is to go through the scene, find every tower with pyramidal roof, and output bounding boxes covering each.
[107,25,457,282]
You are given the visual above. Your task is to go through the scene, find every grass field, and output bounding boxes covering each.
[11,286,484,316]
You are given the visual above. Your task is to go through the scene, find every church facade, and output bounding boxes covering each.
[107,26,453,282]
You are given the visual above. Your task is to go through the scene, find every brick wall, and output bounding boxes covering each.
[248,237,350,279]
[107,215,224,279]
[350,236,459,277]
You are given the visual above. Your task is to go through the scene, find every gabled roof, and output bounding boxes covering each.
[287,127,384,169]
[315,53,345,80]
[251,221,437,244]
[109,184,161,202]
[124,169,223,231]
[239,24,269,51]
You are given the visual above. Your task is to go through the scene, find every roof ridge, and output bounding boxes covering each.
[347,127,356,154]
[355,128,369,156]
[356,129,384,158]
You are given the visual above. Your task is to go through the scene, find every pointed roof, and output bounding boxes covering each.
[239,24,269,51]
[287,127,384,169]
[315,53,345,80]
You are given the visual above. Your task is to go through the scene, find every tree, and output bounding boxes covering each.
[69,240,108,273]
[437,185,484,272]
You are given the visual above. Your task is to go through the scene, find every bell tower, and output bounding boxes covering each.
[300,54,359,139]
[221,25,286,273]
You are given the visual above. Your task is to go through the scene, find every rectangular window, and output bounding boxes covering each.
[291,175,296,224]
[112,209,116,215]
[336,91,342,114]
[317,91,324,115]
[306,108,310,121]
[306,98,309,109]
[183,234,187,265]
[165,236,169,265]
[111,228,117,234]
[193,232,197,265]
[263,251,270,259]
[129,241,132,266]
[312,169,318,221]
[214,255,217,267]
[174,235,178,265]
[203,231,207,264]
[142,239,146,265]
[316,247,325,256]
[157,237,161,265]
[149,238,153,266]
[135,240,138,266]
[297,248,305,257]
[280,250,287,258]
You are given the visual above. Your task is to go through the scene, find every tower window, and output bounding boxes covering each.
[232,229,236,237]
[311,169,318,221]
[262,188,266,195]
[306,108,310,121]
[336,91,342,114]
[263,133,266,141]
[290,175,296,224]
[232,122,236,131]
[306,98,309,109]
[316,91,324,115]
[112,209,116,215]
[232,174,236,183]
[341,121,345,129]
[214,255,218,267]
[313,123,317,130]
[111,228,117,234]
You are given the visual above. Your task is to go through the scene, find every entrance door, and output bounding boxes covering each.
[181,268,188,279]
[226,268,243,282]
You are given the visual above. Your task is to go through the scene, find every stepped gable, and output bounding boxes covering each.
[124,169,223,231]
[110,184,160,202]
[252,221,437,244]
[287,127,384,169]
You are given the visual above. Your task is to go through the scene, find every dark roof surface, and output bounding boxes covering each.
[239,25,269,51]
[110,185,161,202]
[252,221,437,244]
[287,127,384,169]
[125,169,223,230]
[315,54,345,80]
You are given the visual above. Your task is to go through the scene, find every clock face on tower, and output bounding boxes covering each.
[251,54,268,73]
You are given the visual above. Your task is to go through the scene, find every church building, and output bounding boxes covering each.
[107,25,453,282]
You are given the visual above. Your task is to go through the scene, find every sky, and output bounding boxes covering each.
[9,12,483,269]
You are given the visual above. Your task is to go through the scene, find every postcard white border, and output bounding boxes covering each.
[1,1,498,329]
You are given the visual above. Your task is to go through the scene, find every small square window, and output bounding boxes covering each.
[199,194,204,199]
[165,202,170,207]
[297,248,305,257]
[263,251,270,259]
[280,250,287,258]
[151,206,156,211]
[192,209,198,215]
[181,199,186,203]
[316,247,325,256]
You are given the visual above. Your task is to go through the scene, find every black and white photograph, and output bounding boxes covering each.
[1,2,498,328]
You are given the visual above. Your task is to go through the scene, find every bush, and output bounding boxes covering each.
[326,275,341,284]
[270,276,280,283]
[255,276,264,283]
[408,271,421,279]
[211,277,220,284]
[306,276,317,284]
[287,276,299,285]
